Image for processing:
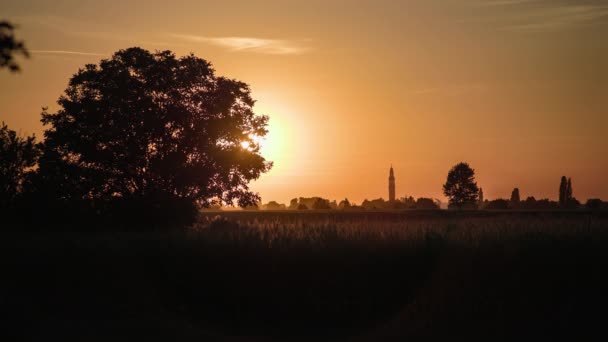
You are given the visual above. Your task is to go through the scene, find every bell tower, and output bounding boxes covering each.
[388,165,395,202]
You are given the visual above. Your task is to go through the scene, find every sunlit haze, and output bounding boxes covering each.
[2,0,607,204]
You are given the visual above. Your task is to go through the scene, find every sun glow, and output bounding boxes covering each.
[240,140,253,150]
[249,107,290,165]
[250,93,316,173]
[240,133,266,152]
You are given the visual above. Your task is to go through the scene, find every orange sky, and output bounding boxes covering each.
[1,0,607,205]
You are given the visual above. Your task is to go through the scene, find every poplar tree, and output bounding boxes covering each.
[559,176,567,206]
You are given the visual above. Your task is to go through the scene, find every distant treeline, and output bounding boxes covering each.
[225,171,607,212]
[217,168,606,212]
[480,197,608,211]
[475,177,606,210]
[217,195,608,211]
[239,196,440,211]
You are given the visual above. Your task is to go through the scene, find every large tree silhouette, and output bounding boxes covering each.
[443,162,479,208]
[0,21,28,72]
[38,48,271,221]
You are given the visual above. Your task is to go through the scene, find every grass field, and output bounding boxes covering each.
[2,210,607,340]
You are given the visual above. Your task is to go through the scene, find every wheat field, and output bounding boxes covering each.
[2,210,607,340]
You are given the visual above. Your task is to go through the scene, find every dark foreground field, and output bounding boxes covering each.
[2,210,608,341]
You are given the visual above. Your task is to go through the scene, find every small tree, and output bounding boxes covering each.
[264,201,285,210]
[400,196,416,209]
[559,176,575,208]
[443,162,479,209]
[0,122,40,207]
[521,196,537,210]
[485,199,510,210]
[585,199,604,210]
[0,21,28,72]
[510,188,520,208]
[338,198,351,209]
[312,198,331,210]
[415,197,439,209]
[289,198,298,210]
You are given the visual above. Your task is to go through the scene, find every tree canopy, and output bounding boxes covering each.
[510,188,520,207]
[0,122,39,208]
[443,162,479,208]
[0,21,28,72]
[38,47,271,221]
[558,176,577,208]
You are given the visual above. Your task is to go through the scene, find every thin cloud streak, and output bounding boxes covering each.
[412,84,487,96]
[469,0,608,32]
[170,34,309,55]
[412,87,440,95]
[14,15,310,54]
[477,0,538,6]
[31,50,107,57]
[503,4,608,32]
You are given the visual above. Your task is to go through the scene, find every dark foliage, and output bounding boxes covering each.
[338,198,351,209]
[311,198,332,210]
[566,178,573,202]
[485,198,511,210]
[362,198,390,210]
[0,122,40,208]
[443,162,479,208]
[510,187,520,206]
[586,199,608,210]
[559,176,567,205]
[559,176,577,208]
[534,198,560,210]
[518,197,561,210]
[289,197,332,210]
[34,47,271,226]
[0,20,28,72]
[263,201,285,210]
[520,196,538,210]
[415,197,439,209]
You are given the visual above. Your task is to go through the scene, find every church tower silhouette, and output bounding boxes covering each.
[389,165,395,202]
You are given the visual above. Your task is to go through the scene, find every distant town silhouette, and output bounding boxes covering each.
[243,164,603,212]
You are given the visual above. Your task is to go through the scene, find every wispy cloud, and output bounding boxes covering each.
[170,34,309,55]
[13,15,310,55]
[412,87,440,95]
[30,50,106,57]
[477,0,538,6]
[412,84,487,96]
[504,4,608,32]
[470,0,608,32]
